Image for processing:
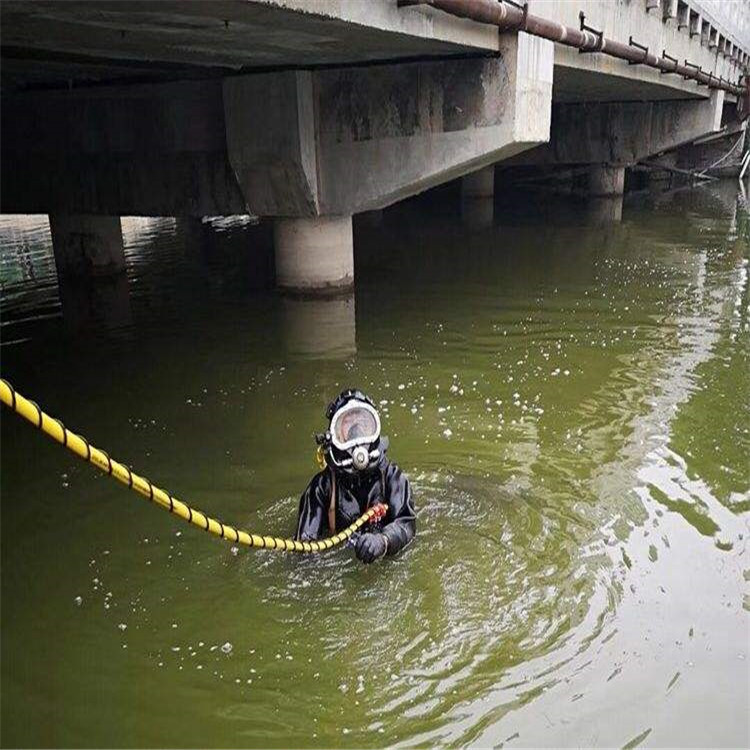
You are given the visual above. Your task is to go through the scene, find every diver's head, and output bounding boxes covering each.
[316,389,384,473]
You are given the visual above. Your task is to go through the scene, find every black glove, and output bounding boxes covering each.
[355,533,388,564]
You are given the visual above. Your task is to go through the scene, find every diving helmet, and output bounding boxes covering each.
[317,389,384,473]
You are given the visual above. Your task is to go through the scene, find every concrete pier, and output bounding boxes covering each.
[461,166,495,229]
[461,166,495,201]
[273,216,354,292]
[588,166,626,196]
[49,214,125,278]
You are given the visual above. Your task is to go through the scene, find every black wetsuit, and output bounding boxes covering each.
[295,455,416,555]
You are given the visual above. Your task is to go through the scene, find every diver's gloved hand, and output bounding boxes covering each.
[355,533,388,564]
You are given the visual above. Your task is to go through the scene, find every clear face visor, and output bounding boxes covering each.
[329,401,380,451]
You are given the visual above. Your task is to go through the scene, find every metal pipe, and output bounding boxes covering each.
[398,0,746,98]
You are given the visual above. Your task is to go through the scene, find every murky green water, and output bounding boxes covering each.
[1,183,748,748]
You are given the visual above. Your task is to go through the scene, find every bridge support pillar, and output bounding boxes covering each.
[49,214,125,278]
[588,166,625,196]
[461,165,495,201]
[273,215,353,293]
[461,165,495,229]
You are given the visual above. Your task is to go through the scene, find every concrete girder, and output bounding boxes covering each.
[544,0,743,103]
[0,0,499,87]
[2,32,552,222]
[509,89,724,168]
[224,31,553,216]
[223,70,320,217]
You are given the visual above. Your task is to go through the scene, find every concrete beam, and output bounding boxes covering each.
[225,32,553,216]
[3,32,552,221]
[510,90,724,167]
[548,0,743,103]
[315,32,553,213]
[662,0,678,22]
[223,71,319,217]
[0,0,499,90]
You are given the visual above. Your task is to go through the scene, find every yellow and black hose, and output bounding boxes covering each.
[0,378,387,553]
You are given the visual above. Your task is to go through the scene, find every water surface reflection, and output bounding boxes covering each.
[1,184,747,748]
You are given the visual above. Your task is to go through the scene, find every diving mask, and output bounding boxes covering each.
[317,393,383,473]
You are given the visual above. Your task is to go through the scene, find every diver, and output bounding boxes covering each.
[295,389,416,563]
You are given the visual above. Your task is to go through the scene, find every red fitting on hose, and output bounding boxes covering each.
[368,503,387,522]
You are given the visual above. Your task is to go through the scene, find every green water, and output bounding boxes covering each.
[1,184,748,748]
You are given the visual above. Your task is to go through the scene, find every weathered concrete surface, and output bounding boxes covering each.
[549,0,744,102]
[511,90,724,168]
[273,215,353,292]
[3,32,553,219]
[588,166,626,196]
[0,0,497,91]
[49,214,125,277]
[1,1,745,102]
[223,71,318,217]
[313,32,553,213]
[693,0,750,52]
[224,32,553,216]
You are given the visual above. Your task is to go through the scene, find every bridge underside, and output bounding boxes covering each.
[0,0,745,290]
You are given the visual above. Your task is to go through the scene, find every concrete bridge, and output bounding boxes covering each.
[1,0,748,292]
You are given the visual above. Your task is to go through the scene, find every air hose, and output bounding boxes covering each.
[0,379,387,552]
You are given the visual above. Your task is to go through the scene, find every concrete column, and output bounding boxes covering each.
[461,165,495,229]
[461,165,495,200]
[49,214,125,278]
[588,165,625,196]
[273,215,353,292]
